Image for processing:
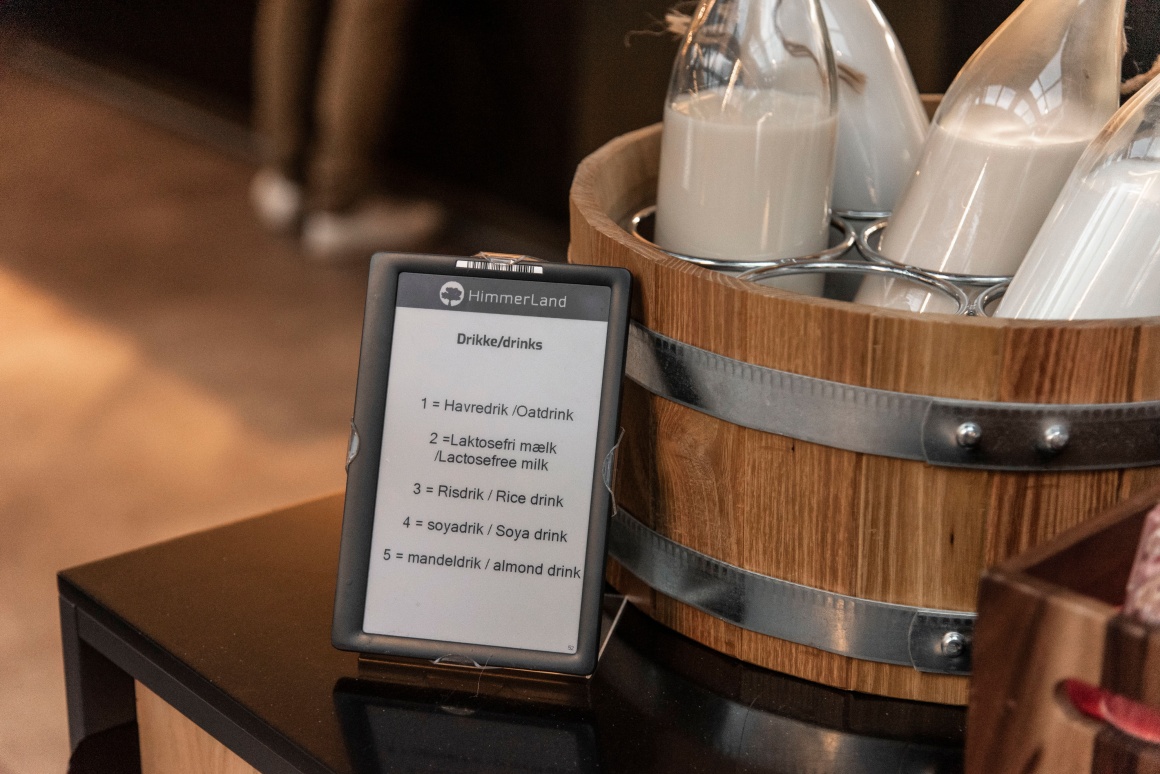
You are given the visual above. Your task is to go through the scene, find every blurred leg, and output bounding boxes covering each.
[252,0,328,180]
[309,0,411,211]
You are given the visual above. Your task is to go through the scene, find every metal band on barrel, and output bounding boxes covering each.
[608,508,975,675]
[626,321,1160,471]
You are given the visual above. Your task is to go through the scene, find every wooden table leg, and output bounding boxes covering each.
[135,682,257,774]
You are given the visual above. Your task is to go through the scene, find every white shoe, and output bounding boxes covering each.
[301,197,445,262]
[249,168,304,234]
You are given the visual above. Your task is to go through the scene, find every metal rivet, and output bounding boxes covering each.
[941,631,967,657]
[955,422,982,449]
[1041,424,1070,453]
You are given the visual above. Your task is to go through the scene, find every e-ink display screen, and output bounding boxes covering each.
[362,272,611,655]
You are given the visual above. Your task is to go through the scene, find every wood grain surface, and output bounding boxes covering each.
[136,682,258,774]
[571,124,1160,704]
[966,488,1160,774]
[1093,727,1160,774]
[966,571,1107,773]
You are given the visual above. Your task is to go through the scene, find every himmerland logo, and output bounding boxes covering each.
[439,281,464,307]
[438,279,568,310]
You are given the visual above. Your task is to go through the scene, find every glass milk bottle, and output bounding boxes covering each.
[822,0,928,217]
[997,76,1160,320]
[856,0,1126,313]
[654,0,838,295]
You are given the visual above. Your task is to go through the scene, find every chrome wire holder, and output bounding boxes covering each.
[857,219,1013,287]
[628,206,856,272]
[739,259,970,315]
[970,281,1010,317]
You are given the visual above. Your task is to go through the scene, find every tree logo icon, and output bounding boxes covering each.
[439,281,465,307]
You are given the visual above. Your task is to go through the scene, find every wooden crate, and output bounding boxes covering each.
[967,485,1160,773]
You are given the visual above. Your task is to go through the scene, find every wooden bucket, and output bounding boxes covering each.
[569,124,1160,705]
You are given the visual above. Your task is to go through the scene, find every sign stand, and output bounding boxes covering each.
[353,594,628,708]
[333,252,632,680]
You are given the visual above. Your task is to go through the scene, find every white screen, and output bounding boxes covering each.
[362,272,611,655]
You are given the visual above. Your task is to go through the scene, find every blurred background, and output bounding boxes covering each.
[0,1,1157,772]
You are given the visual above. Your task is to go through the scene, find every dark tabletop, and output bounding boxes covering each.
[59,494,965,773]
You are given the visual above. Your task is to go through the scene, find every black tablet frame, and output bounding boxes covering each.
[332,252,631,675]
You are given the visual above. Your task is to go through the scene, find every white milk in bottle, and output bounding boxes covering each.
[654,0,838,296]
[822,0,928,215]
[996,159,1160,319]
[855,116,1092,313]
[656,88,838,296]
[854,0,1126,313]
[998,76,1160,320]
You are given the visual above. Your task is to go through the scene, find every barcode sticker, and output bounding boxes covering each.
[455,259,544,274]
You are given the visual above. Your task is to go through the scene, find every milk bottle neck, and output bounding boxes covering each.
[666,0,836,115]
[934,0,1125,138]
